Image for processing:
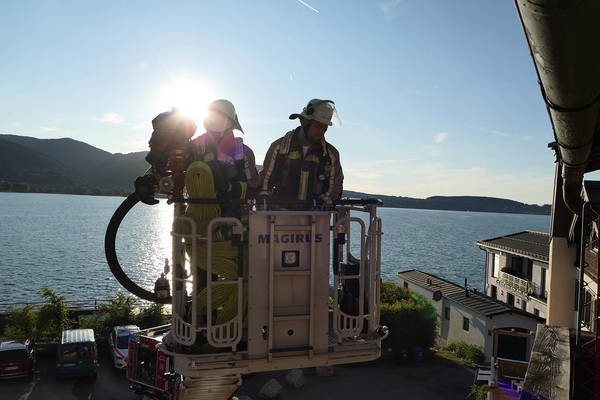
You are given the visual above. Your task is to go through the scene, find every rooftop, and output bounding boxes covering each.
[397,269,545,321]
[61,329,95,344]
[0,340,28,351]
[476,230,550,262]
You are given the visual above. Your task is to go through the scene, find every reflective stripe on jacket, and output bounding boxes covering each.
[259,127,343,202]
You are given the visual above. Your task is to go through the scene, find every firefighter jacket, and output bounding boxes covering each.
[259,126,343,205]
[189,131,259,216]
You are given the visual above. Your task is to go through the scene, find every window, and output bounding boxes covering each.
[463,317,469,331]
[541,268,547,298]
[522,300,527,311]
[507,293,515,307]
[403,282,408,289]
[534,308,540,317]
[493,254,500,278]
[490,285,497,299]
[444,307,450,320]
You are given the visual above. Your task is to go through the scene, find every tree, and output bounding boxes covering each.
[97,292,137,337]
[36,287,70,339]
[135,303,169,329]
[2,305,38,341]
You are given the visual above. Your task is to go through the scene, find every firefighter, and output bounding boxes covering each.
[189,99,259,216]
[258,99,343,208]
[135,100,258,211]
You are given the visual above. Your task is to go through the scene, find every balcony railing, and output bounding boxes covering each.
[499,271,532,295]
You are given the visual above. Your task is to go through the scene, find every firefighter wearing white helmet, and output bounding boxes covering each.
[190,99,259,215]
[258,99,343,208]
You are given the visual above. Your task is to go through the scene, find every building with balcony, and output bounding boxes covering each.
[477,231,550,319]
[477,230,598,331]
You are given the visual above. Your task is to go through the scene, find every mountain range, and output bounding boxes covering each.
[0,134,551,214]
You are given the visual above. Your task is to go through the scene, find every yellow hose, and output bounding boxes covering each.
[182,161,247,329]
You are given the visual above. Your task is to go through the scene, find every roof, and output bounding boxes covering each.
[116,325,140,335]
[61,329,95,344]
[0,340,28,351]
[477,230,550,262]
[397,269,545,322]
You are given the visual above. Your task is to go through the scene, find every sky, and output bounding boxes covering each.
[0,0,559,205]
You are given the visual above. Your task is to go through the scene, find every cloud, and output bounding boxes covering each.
[433,131,447,144]
[41,126,57,132]
[297,0,319,13]
[94,113,125,124]
[13,122,21,127]
[290,72,294,81]
[343,159,553,204]
[378,0,403,20]
[489,129,510,137]
[355,171,381,179]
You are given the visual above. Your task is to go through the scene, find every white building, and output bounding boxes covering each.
[477,231,549,319]
[477,230,597,331]
[397,269,543,363]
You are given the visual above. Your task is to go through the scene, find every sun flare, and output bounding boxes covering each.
[159,78,214,122]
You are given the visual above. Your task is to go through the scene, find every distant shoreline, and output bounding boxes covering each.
[0,190,551,216]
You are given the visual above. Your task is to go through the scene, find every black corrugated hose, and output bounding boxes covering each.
[104,193,171,304]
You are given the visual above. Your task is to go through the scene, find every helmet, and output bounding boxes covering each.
[203,99,244,134]
[289,99,342,127]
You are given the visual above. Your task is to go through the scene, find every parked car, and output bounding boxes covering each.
[108,325,140,369]
[56,329,98,379]
[0,340,35,378]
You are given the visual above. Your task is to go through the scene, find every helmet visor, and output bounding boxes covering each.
[312,101,342,127]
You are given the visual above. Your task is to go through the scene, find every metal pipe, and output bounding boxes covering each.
[515,0,600,214]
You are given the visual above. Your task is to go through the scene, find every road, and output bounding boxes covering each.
[3,355,138,400]
[3,352,475,400]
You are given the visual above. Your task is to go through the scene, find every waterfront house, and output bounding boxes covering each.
[397,269,543,364]
[477,230,597,331]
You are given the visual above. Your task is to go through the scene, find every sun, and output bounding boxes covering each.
[159,78,214,122]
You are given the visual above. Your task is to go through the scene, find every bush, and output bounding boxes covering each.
[467,384,487,400]
[380,281,412,304]
[77,313,103,332]
[2,305,38,341]
[442,341,485,365]
[37,287,70,339]
[379,285,437,362]
[95,292,137,337]
[135,303,169,329]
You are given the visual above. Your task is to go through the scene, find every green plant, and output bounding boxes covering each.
[96,292,137,337]
[441,341,485,366]
[2,305,38,341]
[379,290,437,363]
[443,341,457,352]
[466,384,487,400]
[77,313,103,331]
[37,287,70,339]
[135,303,168,329]
[380,281,412,304]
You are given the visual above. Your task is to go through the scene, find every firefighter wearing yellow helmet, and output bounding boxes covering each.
[189,99,259,216]
[258,99,343,208]
[135,100,258,214]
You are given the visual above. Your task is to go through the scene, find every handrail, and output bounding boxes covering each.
[332,216,366,339]
[206,217,245,349]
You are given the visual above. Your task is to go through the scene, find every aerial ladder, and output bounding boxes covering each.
[105,138,388,400]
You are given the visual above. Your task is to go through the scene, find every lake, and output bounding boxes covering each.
[0,192,550,308]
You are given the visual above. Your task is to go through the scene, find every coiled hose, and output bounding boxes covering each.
[104,193,172,304]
